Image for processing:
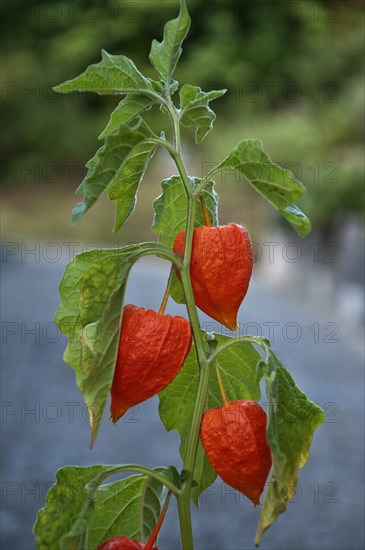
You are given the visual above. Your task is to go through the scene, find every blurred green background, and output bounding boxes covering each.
[1,0,364,244]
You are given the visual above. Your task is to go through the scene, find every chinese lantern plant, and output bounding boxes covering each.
[33,1,324,548]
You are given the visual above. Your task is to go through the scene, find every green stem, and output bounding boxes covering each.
[132,242,183,270]
[165,97,212,550]
[177,492,194,548]
[159,266,174,315]
[194,161,223,196]
[170,103,182,153]
[194,174,213,196]
[146,135,193,199]
[85,464,180,498]
[174,153,193,197]
[146,136,177,157]
[208,335,270,365]
[180,344,211,474]
[178,182,205,370]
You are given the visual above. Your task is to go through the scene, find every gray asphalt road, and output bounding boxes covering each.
[1,254,364,550]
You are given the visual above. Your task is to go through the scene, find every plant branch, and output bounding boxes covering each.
[194,165,221,195]
[166,102,213,550]
[146,133,193,198]
[177,493,194,549]
[85,464,180,498]
[167,101,182,153]
[133,242,183,270]
[208,335,270,365]
[159,267,173,314]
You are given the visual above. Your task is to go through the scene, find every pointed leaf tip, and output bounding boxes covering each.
[149,0,191,83]
[255,348,324,543]
[209,139,311,236]
[54,50,154,95]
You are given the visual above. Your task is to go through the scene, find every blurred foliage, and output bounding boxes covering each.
[1,0,364,238]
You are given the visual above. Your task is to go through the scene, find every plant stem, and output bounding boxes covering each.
[159,267,173,314]
[166,98,213,550]
[200,196,212,227]
[208,335,270,365]
[177,492,194,549]
[180,345,211,475]
[147,135,193,199]
[194,166,220,195]
[178,187,206,370]
[132,242,183,270]
[215,362,228,406]
[172,106,181,154]
[176,338,211,549]
[177,185,211,550]
[85,464,180,498]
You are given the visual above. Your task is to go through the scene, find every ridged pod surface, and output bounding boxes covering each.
[173,224,253,330]
[110,305,192,423]
[97,535,158,550]
[201,400,272,506]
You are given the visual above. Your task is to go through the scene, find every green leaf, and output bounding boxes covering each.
[281,203,312,237]
[88,473,164,548]
[153,176,219,247]
[149,0,190,85]
[98,94,156,139]
[55,245,145,445]
[107,123,156,233]
[179,85,227,143]
[54,50,155,96]
[158,334,262,505]
[72,120,155,231]
[34,466,165,550]
[33,465,104,550]
[256,349,325,545]
[210,139,311,236]
[152,176,219,303]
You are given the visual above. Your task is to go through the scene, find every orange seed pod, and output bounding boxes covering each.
[110,304,192,423]
[173,224,253,330]
[200,400,272,506]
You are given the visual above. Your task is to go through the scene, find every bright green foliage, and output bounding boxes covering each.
[71,120,154,227]
[99,95,156,139]
[107,124,156,232]
[159,334,262,505]
[54,50,157,96]
[88,473,164,547]
[256,348,325,544]
[179,85,227,143]
[33,466,165,550]
[34,465,104,550]
[149,0,190,87]
[208,138,311,236]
